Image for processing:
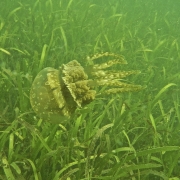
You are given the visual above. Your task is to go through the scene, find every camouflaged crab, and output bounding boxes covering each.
[30,52,143,123]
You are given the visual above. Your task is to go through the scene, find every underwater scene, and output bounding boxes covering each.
[0,0,180,179]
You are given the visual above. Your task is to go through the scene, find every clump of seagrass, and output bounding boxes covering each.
[30,52,143,123]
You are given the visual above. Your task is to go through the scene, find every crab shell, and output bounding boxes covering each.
[30,60,96,123]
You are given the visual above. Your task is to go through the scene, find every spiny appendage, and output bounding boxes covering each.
[62,60,95,107]
[91,78,143,95]
[62,60,88,83]
[93,59,127,70]
[91,70,141,79]
[100,86,143,95]
[85,52,143,95]
[87,52,124,61]
[92,79,141,87]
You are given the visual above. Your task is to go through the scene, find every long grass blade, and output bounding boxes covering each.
[38,44,48,71]
[0,48,11,55]
[1,153,16,180]
[60,26,68,54]
[152,83,176,107]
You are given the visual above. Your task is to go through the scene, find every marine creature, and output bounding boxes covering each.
[30,52,143,123]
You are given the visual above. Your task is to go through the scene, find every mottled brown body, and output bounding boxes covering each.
[30,52,143,123]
